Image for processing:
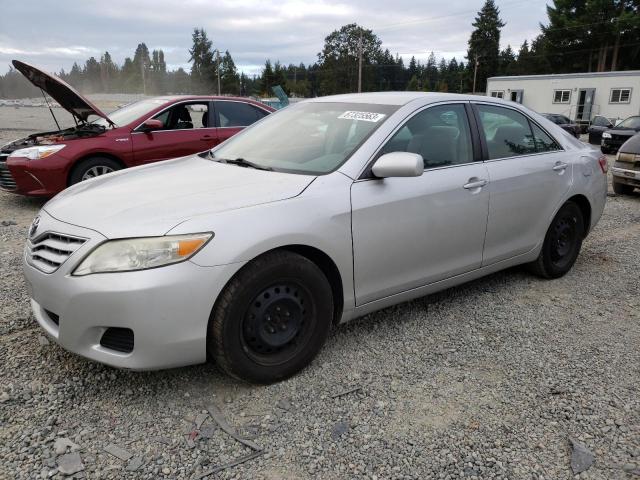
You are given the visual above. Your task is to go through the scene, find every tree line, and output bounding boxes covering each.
[0,0,638,99]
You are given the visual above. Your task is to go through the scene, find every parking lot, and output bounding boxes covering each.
[0,109,639,479]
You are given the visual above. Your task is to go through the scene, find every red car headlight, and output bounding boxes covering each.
[8,144,66,161]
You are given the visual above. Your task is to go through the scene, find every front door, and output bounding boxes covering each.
[351,103,490,305]
[472,103,573,265]
[131,101,217,165]
[577,88,596,123]
[510,90,524,104]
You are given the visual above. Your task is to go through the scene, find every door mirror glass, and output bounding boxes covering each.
[141,119,163,132]
[372,152,423,178]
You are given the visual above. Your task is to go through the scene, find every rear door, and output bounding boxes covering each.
[213,101,270,144]
[131,101,217,164]
[351,103,490,305]
[472,103,572,265]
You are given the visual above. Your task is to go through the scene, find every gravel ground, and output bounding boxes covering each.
[0,111,639,479]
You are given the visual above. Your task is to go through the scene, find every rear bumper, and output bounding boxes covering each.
[611,166,640,187]
[23,211,244,370]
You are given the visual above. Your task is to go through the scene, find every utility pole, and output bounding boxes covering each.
[472,55,480,94]
[215,50,221,96]
[141,59,146,95]
[357,29,363,93]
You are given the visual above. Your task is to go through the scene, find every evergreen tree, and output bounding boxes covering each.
[466,0,505,92]
[220,50,239,94]
[188,28,215,93]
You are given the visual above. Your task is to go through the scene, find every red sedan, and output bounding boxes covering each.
[0,60,274,197]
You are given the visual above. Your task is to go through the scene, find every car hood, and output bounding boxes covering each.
[44,155,315,238]
[607,128,637,136]
[12,60,114,125]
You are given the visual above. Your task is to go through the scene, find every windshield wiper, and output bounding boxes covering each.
[216,157,273,171]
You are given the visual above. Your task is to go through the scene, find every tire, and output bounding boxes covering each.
[613,181,635,195]
[69,157,122,185]
[528,201,584,279]
[600,146,611,154]
[208,250,333,384]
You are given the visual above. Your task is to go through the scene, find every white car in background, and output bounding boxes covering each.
[24,92,607,383]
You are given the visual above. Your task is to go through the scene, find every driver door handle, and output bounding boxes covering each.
[200,134,213,140]
[463,179,488,190]
[553,162,569,172]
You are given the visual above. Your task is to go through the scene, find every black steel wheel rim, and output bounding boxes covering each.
[549,214,577,266]
[241,282,315,366]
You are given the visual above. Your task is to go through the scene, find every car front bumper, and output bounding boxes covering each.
[23,211,243,370]
[3,155,70,196]
[601,137,628,152]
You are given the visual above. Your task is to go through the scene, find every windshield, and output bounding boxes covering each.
[616,116,640,129]
[92,98,169,127]
[211,102,398,174]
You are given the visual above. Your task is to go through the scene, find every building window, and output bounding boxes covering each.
[610,88,631,104]
[490,91,504,99]
[553,90,571,103]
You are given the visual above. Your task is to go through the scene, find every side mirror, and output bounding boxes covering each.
[372,152,423,178]
[141,119,163,132]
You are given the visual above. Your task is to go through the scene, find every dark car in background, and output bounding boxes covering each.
[600,115,640,154]
[612,134,640,195]
[588,115,616,145]
[0,60,274,196]
[541,113,581,138]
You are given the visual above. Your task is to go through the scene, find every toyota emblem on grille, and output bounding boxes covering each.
[29,216,40,238]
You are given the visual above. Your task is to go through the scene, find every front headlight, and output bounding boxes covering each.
[8,144,66,160]
[73,233,213,276]
[602,132,612,139]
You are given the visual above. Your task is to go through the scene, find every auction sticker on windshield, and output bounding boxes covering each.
[338,111,386,122]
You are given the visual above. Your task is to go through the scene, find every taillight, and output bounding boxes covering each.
[598,155,608,174]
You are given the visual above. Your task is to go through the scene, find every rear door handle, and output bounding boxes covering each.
[463,179,488,190]
[553,162,568,171]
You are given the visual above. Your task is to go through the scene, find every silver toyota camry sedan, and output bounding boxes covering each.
[24,92,608,383]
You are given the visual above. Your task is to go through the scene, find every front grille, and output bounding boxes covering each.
[26,232,87,273]
[100,328,134,353]
[0,160,17,190]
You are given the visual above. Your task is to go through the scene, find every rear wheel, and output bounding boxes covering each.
[528,201,584,279]
[69,157,122,185]
[613,181,635,195]
[208,251,333,384]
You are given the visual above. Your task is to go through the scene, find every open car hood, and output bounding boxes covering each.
[12,60,113,125]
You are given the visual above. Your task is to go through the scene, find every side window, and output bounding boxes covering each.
[153,102,209,130]
[380,104,473,169]
[530,123,561,152]
[215,101,259,127]
[477,105,536,159]
[251,105,269,120]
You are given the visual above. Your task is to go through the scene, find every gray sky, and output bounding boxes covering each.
[0,0,549,76]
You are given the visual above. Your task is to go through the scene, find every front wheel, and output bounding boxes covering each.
[69,157,122,185]
[208,251,333,384]
[528,201,584,279]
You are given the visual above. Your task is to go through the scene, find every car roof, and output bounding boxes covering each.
[152,95,269,105]
[305,91,498,106]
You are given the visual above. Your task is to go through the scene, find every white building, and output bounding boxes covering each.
[486,71,640,125]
